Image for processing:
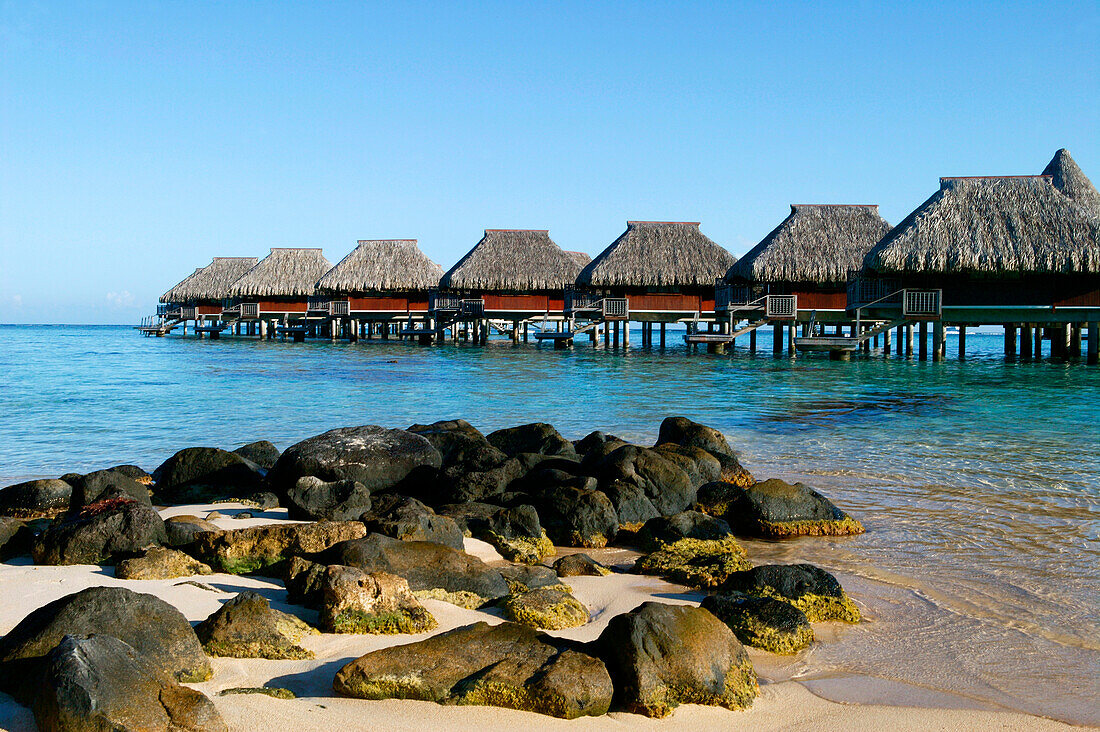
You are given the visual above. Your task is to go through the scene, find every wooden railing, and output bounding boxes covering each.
[847,274,901,307]
[429,292,463,311]
[715,284,760,311]
[902,289,942,318]
[765,295,797,319]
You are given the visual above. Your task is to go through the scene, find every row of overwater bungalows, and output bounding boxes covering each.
[149,149,1100,361]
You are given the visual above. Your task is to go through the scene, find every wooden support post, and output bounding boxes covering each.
[1055,323,1070,359]
[884,326,892,355]
[623,320,630,347]
[1020,324,1033,359]
[932,321,943,361]
[772,323,783,356]
[862,325,871,353]
[958,325,966,360]
[918,321,928,360]
[612,321,619,348]
[660,322,666,348]
[749,328,757,354]
[1035,325,1043,359]
[1088,322,1099,364]
[1004,324,1016,358]
[1070,324,1082,357]
[787,321,796,356]
[524,322,529,342]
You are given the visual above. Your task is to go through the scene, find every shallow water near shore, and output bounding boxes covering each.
[1,324,1098,725]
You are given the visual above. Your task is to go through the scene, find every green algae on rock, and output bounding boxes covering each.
[502,587,589,630]
[727,479,864,538]
[219,686,296,699]
[191,520,367,575]
[195,591,317,660]
[720,563,861,623]
[553,552,611,577]
[633,537,752,588]
[319,565,437,634]
[701,592,814,654]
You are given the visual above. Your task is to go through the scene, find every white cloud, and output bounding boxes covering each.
[105,290,135,308]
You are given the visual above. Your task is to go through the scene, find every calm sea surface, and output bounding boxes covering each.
[1,324,1097,723]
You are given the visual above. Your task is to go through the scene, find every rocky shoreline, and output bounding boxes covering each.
[0,416,866,730]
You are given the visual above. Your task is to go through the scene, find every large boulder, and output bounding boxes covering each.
[656,417,753,487]
[362,495,465,550]
[724,479,864,537]
[334,621,612,719]
[0,516,32,559]
[525,470,618,548]
[152,447,266,504]
[433,457,525,504]
[601,479,660,530]
[0,586,212,704]
[69,468,151,509]
[652,444,723,488]
[283,557,329,608]
[594,446,695,516]
[0,479,72,519]
[719,564,861,622]
[407,419,504,471]
[316,534,509,607]
[266,425,442,497]
[487,423,577,459]
[33,635,226,732]
[115,546,212,579]
[190,521,367,575]
[633,538,752,589]
[232,440,281,470]
[164,514,220,547]
[195,591,316,659]
[32,497,167,566]
[553,553,610,577]
[105,464,154,485]
[701,593,814,654]
[636,510,734,550]
[284,476,372,521]
[439,503,552,563]
[593,602,757,718]
[318,566,437,634]
[499,563,563,593]
[502,587,589,630]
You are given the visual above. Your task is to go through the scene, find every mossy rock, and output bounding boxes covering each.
[219,686,295,699]
[552,553,611,577]
[720,564,861,623]
[413,588,486,609]
[701,593,814,654]
[486,531,555,565]
[633,538,752,588]
[328,607,437,635]
[727,479,864,538]
[319,566,437,635]
[502,588,588,630]
[195,591,317,660]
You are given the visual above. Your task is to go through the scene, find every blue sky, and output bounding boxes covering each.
[1,1,1097,324]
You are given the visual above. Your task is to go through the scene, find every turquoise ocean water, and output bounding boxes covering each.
[1,324,1097,723]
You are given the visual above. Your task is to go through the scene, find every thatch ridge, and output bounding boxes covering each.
[161,257,258,303]
[863,176,1100,275]
[576,221,735,287]
[316,239,443,295]
[439,230,584,291]
[1042,148,1100,215]
[726,205,891,284]
[566,250,592,268]
[229,248,332,298]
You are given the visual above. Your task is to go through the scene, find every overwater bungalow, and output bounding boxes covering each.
[850,152,1100,362]
[711,205,892,353]
[153,257,258,336]
[314,239,443,340]
[434,229,585,343]
[224,248,332,340]
[574,221,735,346]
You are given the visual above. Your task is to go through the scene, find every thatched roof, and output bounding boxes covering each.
[1042,148,1100,215]
[229,248,332,298]
[576,221,735,287]
[439,230,584,291]
[316,240,443,295]
[726,205,891,284]
[567,250,592,268]
[863,176,1100,275]
[160,257,258,303]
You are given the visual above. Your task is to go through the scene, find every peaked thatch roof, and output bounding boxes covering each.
[577,221,735,287]
[229,248,332,298]
[160,257,258,303]
[1042,148,1100,214]
[726,205,891,284]
[439,230,583,291]
[567,250,592,268]
[863,176,1100,275]
[316,240,443,295]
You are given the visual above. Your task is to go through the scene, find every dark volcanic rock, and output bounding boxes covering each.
[232,440,282,470]
[152,447,266,504]
[334,621,612,719]
[70,468,151,508]
[594,446,695,516]
[432,457,523,504]
[701,593,814,654]
[267,425,442,497]
[0,516,32,559]
[719,564,861,622]
[572,431,625,457]
[652,444,723,488]
[499,563,562,593]
[593,601,757,717]
[487,423,577,459]
[164,514,220,547]
[0,586,211,704]
[105,464,154,485]
[190,521,367,575]
[318,566,437,634]
[361,495,465,551]
[407,419,505,472]
[284,557,328,608]
[525,470,618,548]
[633,538,752,589]
[317,534,509,606]
[636,510,734,550]
[195,591,316,659]
[285,476,372,521]
[553,553,610,577]
[502,587,589,630]
[601,479,660,529]
[33,634,226,732]
[0,479,73,519]
[32,497,167,566]
[115,546,212,579]
[438,502,551,563]
[656,416,735,456]
[724,479,865,538]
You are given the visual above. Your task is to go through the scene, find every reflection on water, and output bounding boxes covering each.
[0,325,1098,724]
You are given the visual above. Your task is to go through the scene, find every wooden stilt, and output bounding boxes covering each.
[1004,324,1016,359]
[749,328,757,354]
[884,326,892,355]
[772,323,783,356]
[787,321,796,356]
[612,321,619,348]
[1069,324,1082,357]
[958,325,966,360]
[918,322,928,360]
[933,322,944,361]
[1034,325,1043,358]
[1020,324,1033,359]
[623,320,630,348]
[1088,322,1099,364]
[660,322,666,348]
